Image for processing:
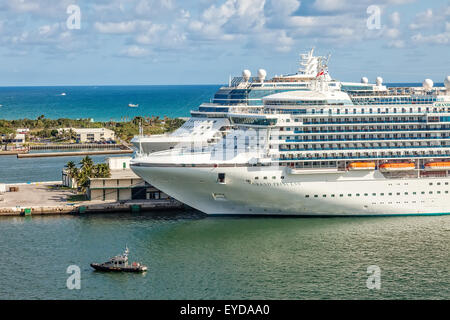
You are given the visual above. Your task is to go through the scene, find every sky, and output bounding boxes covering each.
[0,0,448,86]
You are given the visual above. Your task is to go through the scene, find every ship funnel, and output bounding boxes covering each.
[361,77,368,84]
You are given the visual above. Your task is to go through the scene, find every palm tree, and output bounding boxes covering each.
[93,163,111,178]
[65,161,76,176]
[80,156,93,170]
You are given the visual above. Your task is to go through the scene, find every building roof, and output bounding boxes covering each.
[89,169,141,181]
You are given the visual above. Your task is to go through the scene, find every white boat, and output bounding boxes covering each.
[61,93,66,96]
[128,103,139,108]
[130,55,450,216]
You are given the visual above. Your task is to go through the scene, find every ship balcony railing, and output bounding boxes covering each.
[277,153,450,161]
[294,127,450,134]
[279,145,450,152]
[285,136,450,142]
[302,120,428,125]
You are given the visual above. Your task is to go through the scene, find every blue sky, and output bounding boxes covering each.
[0,0,448,86]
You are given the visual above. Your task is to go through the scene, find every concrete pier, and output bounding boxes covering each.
[17,148,133,158]
[0,182,184,216]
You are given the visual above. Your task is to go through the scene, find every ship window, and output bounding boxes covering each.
[421,191,425,194]
[331,194,335,197]
[323,195,326,198]
[429,191,433,194]
[305,195,309,198]
[339,194,344,197]
[372,193,376,196]
[314,195,318,198]
[217,173,225,184]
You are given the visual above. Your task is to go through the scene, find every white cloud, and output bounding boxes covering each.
[120,45,149,58]
[94,21,138,34]
[409,9,434,30]
[390,12,400,27]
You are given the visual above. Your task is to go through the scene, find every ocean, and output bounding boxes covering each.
[0,85,221,121]
[1,84,450,300]
[0,213,449,299]
[0,83,443,121]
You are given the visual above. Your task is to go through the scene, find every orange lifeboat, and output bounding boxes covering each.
[424,161,450,171]
[379,162,415,172]
[347,162,376,170]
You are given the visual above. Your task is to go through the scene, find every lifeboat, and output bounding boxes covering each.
[347,162,376,170]
[424,161,450,171]
[379,162,415,172]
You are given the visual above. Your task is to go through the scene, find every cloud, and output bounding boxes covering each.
[94,21,138,34]
[119,45,149,58]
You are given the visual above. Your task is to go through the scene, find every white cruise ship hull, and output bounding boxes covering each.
[131,164,450,216]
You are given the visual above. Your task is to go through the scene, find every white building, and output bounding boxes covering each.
[58,128,115,143]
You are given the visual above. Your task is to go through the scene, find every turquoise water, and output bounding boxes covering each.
[0,85,220,121]
[0,154,124,183]
[0,213,449,299]
[0,84,443,121]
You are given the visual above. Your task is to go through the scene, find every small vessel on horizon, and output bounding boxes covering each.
[90,247,147,273]
[128,103,139,108]
[61,92,67,96]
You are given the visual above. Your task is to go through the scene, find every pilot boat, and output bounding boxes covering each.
[90,247,147,272]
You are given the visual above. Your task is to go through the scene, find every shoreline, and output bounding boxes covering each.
[0,181,184,216]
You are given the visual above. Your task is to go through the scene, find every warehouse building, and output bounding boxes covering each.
[87,157,169,202]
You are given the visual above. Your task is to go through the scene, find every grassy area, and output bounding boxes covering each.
[0,115,185,143]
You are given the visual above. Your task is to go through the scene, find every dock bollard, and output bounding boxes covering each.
[131,205,141,213]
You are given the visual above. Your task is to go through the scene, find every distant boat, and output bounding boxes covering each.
[61,93,67,96]
[128,103,139,108]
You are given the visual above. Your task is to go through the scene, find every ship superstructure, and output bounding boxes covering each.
[131,49,382,154]
[131,73,450,216]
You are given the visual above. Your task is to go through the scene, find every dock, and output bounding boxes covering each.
[0,182,184,216]
[17,148,133,158]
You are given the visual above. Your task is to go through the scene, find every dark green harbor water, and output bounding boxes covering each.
[1,212,449,299]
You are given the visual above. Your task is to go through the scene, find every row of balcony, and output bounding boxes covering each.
[285,136,450,143]
[279,145,450,152]
[277,153,450,161]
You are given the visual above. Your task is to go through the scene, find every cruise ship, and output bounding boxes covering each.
[130,57,450,216]
[131,49,383,154]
